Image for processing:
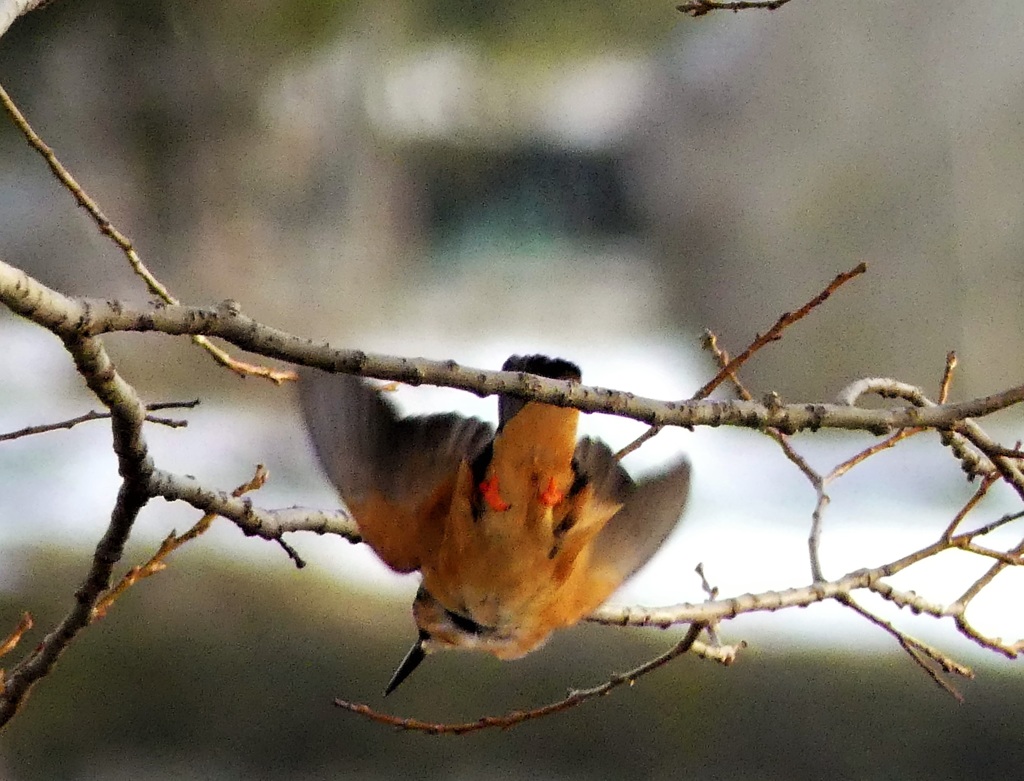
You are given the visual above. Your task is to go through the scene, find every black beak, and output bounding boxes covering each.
[384,633,428,696]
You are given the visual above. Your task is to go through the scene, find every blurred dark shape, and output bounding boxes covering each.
[1,547,1023,780]
[414,145,642,261]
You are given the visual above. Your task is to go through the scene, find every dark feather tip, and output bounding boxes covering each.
[502,354,581,382]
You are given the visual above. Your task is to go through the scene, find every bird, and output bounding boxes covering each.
[298,354,691,695]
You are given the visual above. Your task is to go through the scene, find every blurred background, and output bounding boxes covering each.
[2,0,1024,778]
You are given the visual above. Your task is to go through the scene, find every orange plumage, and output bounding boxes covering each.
[299,355,690,693]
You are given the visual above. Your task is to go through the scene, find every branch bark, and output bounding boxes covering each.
[0,334,152,724]
[2,258,1022,439]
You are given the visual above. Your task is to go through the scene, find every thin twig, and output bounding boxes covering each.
[938,351,957,404]
[705,328,820,484]
[0,614,32,658]
[943,475,997,540]
[961,508,1024,539]
[807,488,829,582]
[837,593,971,701]
[617,263,867,458]
[334,623,709,735]
[695,263,867,400]
[0,83,293,384]
[953,537,1024,610]
[92,466,269,620]
[828,429,923,482]
[0,400,199,441]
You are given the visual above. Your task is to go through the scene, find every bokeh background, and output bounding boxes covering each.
[2,1,1024,778]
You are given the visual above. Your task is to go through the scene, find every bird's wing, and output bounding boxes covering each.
[573,437,691,589]
[298,368,494,572]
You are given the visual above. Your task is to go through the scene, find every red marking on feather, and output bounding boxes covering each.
[539,476,564,507]
[478,475,511,512]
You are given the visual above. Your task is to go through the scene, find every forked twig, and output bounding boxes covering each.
[705,329,819,484]
[836,593,972,702]
[696,263,868,400]
[809,352,964,579]
[616,263,867,459]
[91,465,270,620]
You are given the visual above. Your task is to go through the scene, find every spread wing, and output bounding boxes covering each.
[573,437,691,594]
[298,368,494,572]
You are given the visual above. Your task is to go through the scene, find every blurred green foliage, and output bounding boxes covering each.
[402,0,676,56]
[195,0,675,56]
[43,0,678,62]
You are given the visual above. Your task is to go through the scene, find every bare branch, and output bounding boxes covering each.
[938,351,958,404]
[943,475,997,540]
[334,622,712,735]
[618,264,867,458]
[4,259,1023,439]
[837,593,972,701]
[696,263,868,400]
[147,468,358,549]
[0,0,52,40]
[0,400,199,441]
[0,335,152,727]
[0,85,293,384]
[93,465,270,619]
[2,0,1021,737]
[0,614,33,659]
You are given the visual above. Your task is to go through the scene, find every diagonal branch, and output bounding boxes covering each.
[0,84,293,384]
[695,263,867,400]
[92,465,271,619]
[0,0,52,40]
[0,335,152,727]
[617,263,867,459]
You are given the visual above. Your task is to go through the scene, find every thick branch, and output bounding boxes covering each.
[1,259,1021,437]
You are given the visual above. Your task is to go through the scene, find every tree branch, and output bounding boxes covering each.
[0,84,294,383]
[0,335,152,725]
[3,258,1023,439]
[0,400,199,441]
[335,622,713,735]
[148,468,359,546]
[0,0,52,40]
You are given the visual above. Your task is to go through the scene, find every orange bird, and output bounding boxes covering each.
[299,355,691,694]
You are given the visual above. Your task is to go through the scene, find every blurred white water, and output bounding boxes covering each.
[2,313,1023,658]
